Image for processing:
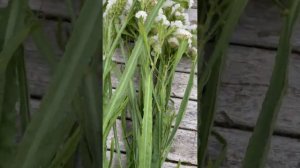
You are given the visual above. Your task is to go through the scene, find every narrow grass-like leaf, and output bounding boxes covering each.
[108,139,115,168]
[0,59,18,167]
[16,46,30,135]
[0,26,36,146]
[49,127,81,168]
[138,71,153,168]
[9,0,101,167]
[65,0,77,25]
[211,130,227,168]
[103,0,166,139]
[31,24,59,69]
[242,2,300,168]
[198,1,248,167]
[75,64,102,168]
[165,40,190,147]
[198,56,223,167]
[198,0,248,94]
[162,60,196,167]
[113,124,123,167]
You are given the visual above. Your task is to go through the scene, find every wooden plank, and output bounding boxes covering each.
[3,0,300,50]
[112,49,197,74]
[0,0,81,18]
[104,119,300,168]
[217,84,300,135]
[25,52,198,131]
[23,21,300,135]
[186,2,300,51]
[106,120,197,165]
[29,97,300,167]
[26,98,300,168]
[210,127,300,168]
[31,99,196,168]
[105,151,197,168]
[232,0,300,51]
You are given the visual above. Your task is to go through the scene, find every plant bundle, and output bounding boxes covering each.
[103,0,197,167]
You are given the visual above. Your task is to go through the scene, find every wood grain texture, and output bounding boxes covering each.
[23,20,300,135]
[105,126,300,168]
[1,0,298,166]
[209,127,300,168]
[3,0,300,50]
[105,151,197,168]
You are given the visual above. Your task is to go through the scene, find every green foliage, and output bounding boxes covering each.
[0,0,102,167]
[242,1,300,168]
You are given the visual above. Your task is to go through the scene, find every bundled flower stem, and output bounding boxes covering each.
[103,0,197,167]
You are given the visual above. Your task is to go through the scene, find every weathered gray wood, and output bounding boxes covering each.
[210,127,300,168]
[30,97,300,167]
[187,1,300,51]
[112,49,197,74]
[105,151,197,168]
[23,21,300,135]
[3,0,300,49]
[217,84,300,135]
[105,119,300,167]
[0,0,81,18]
[106,120,197,165]
[29,99,192,167]
[223,45,300,88]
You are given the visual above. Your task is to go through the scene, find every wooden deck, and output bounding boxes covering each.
[1,0,300,167]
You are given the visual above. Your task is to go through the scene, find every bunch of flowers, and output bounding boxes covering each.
[103,0,197,167]
[104,0,197,59]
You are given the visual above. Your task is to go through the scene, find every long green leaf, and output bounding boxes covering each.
[49,127,82,168]
[197,1,248,167]
[138,70,153,168]
[0,58,18,167]
[165,40,190,147]
[77,64,102,168]
[0,25,35,165]
[242,1,300,167]
[198,55,223,167]
[16,46,31,135]
[103,0,166,139]
[9,0,101,167]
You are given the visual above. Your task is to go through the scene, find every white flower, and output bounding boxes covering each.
[191,47,197,53]
[186,24,197,31]
[175,11,182,17]
[151,51,156,56]
[106,0,117,11]
[168,37,179,47]
[188,38,192,47]
[155,13,170,26]
[150,35,159,44]
[104,0,117,17]
[124,0,133,12]
[135,11,148,22]
[189,47,197,57]
[158,9,164,15]
[188,0,194,8]
[182,13,190,25]
[162,0,175,8]
[174,28,192,39]
[171,4,181,13]
[170,20,184,28]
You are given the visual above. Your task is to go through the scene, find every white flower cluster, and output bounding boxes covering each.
[155,9,170,26]
[104,0,197,58]
[135,10,148,22]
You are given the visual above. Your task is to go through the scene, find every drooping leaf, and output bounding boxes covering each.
[242,2,300,168]
[9,0,101,167]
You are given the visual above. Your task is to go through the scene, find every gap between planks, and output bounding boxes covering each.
[23,20,300,136]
